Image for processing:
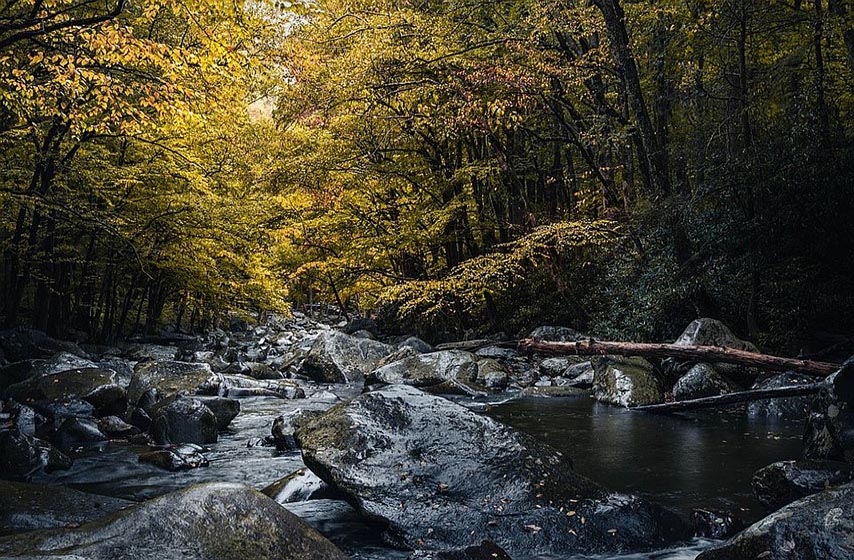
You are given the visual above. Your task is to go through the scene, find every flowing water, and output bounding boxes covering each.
[30,392,804,560]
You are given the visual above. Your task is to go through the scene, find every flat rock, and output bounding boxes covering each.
[0,480,129,535]
[295,384,688,556]
[127,361,214,409]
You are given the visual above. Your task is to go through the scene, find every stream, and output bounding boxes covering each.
[30,390,803,560]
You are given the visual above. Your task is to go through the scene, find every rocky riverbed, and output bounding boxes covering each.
[1,315,852,559]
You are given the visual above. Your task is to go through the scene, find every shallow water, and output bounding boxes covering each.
[28,392,804,559]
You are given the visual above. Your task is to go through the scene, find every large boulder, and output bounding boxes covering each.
[746,372,814,418]
[528,326,583,342]
[666,319,758,381]
[0,480,129,534]
[0,429,72,480]
[696,482,854,560]
[150,396,218,445]
[295,384,689,557]
[0,328,86,363]
[0,482,349,560]
[28,352,97,378]
[4,367,126,416]
[672,363,739,401]
[126,360,215,409]
[593,356,663,407]
[368,350,479,390]
[194,396,240,430]
[298,331,393,383]
[752,460,854,510]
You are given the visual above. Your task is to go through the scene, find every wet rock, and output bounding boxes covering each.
[691,509,745,539]
[127,360,214,409]
[298,331,393,384]
[746,372,814,418]
[0,328,86,363]
[123,343,179,361]
[752,459,854,509]
[408,541,512,560]
[672,363,739,401]
[269,415,298,451]
[30,400,96,431]
[0,360,39,391]
[244,361,279,380]
[139,444,209,471]
[2,400,37,436]
[28,352,97,378]
[803,364,854,463]
[665,319,759,381]
[474,345,519,360]
[519,385,589,398]
[593,356,663,407]
[0,429,72,480]
[53,417,107,450]
[0,482,349,560]
[0,480,130,534]
[5,368,126,415]
[696,482,854,560]
[351,329,376,340]
[127,406,152,432]
[262,468,341,503]
[399,336,434,353]
[341,316,378,335]
[476,359,509,389]
[150,396,218,445]
[528,326,583,342]
[539,356,588,377]
[195,396,240,430]
[95,357,135,387]
[97,415,139,439]
[295,384,689,556]
[368,350,480,391]
[218,374,304,399]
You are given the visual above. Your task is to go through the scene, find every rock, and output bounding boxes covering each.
[0,360,39,391]
[539,356,588,377]
[30,400,96,430]
[195,396,240,430]
[368,350,479,389]
[123,343,179,361]
[295,384,689,556]
[97,416,139,439]
[262,468,340,503]
[746,372,814,418]
[0,480,130,533]
[528,326,583,342]
[53,418,107,450]
[696,482,854,560]
[691,509,745,539]
[218,374,304,399]
[4,367,126,415]
[0,328,86,363]
[399,336,434,353]
[592,356,663,407]
[28,352,97,378]
[244,362,279,380]
[341,316,378,335]
[666,318,759,381]
[0,482,349,560]
[408,541,512,560]
[269,415,298,451]
[2,401,37,436]
[0,430,72,480]
[474,346,519,359]
[150,396,218,445]
[138,444,209,471]
[95,357,135,387]
[476,359,509,389]
[752,459,854,509]
[127,360,214,409]
[672,363,739,401]
[803,364,854,463]
[298,331,393,384]
[519,385,590,398]
[351,329,376,340]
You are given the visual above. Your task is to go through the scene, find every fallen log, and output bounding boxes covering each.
[518,338,840,377]
[630,382,828,413]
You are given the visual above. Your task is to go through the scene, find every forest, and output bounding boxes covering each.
[2,0,854,348]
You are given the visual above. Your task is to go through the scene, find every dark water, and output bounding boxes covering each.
[484,396,804,522]
[29,393,804,560]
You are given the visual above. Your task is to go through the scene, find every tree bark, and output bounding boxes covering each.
[518,338,840,377]
[631,382,827,413]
